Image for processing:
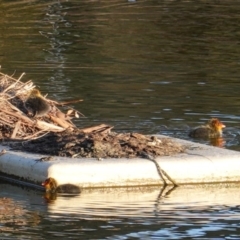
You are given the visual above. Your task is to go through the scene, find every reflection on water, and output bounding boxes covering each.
[1,182,240,239]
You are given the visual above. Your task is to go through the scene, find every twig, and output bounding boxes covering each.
[6,80,35,100]
[11,120,21,139]
[0,108,33,125]
[22,130,50,140]
[17,72,26,82]
[0,115,15,125]
[0,72,25,83]
[0,71,82,142]
[161,169,178,186]
[35,120,66,132]
[2,73,25,93]
[51,99,84,105]
[50,115,75,129]
[81,124,113,134]
[10,69,16,78]
[140,151,178,186]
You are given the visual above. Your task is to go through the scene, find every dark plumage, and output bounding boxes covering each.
[42,177,81,194]
[189,118,226,138]
[25,89,51,117]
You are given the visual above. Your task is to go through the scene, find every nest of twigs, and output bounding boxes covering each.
[0,71,82,140]
[0,71,186,160]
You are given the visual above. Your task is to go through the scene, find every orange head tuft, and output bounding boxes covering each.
[29,89,42,98]
[209,118,226,130]
[42,177,57,192]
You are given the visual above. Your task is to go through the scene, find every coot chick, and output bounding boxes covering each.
[42,177,81,194]
[25,89,51,117]
[189,118,226,138]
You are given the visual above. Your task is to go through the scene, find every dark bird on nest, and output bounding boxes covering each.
[24,89,51,117]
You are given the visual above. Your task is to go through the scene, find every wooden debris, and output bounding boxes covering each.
[10,129,186,160]
[80,124,113,134]
[11,120,21,139]
[0,71,83,140]
[49,116,74,129]
[35,120,66,132]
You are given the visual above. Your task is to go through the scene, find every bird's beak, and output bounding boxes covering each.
[221,124,226,128]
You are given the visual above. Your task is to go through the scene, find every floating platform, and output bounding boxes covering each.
[0,135,239,190]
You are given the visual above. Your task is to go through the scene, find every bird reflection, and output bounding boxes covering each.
[42,177,81,203]
[209,137,226,148]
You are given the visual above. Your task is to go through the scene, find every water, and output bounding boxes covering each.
[1,0,240,148]
[1,0,240,238]
[1,182,240,239]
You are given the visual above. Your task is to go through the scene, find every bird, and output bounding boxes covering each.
[189,118,226,138]
[24,89,51,117]
[41,177,81,194]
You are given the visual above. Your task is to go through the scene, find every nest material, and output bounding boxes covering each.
[0,72,81,140]
[11,129,186,159]
[0,71,186,159]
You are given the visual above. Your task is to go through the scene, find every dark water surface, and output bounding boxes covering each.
[1,0,240,149]
[1,0,240,239]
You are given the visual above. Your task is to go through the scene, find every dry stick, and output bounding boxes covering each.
[50,115,74,129]
[52,99,84,105]
[151,158,167,186]
[71,108,85,117]
[16,72,25,82]
[7,80,35,100]
[65,106,85,117]
[81,124,113,134]
[9,130,50,141]
[10,69,16,78]
[0,114,15,125]
[0,112,33,138]
[0,71,82,140]
[56,112,77,128]
[0,108,55,136]
[131,132,148,140]
[17,80,35,92]
[22,130,50,140]
[0,72,25,83]
[2,81,17,93]
[20,80,34,88]
[141,151,178,186]
[11,120,21,139]
[35,120,66,132]
[0,108,33,125]
[160,169,178,186]
[4,102,67,132]
[100,126,114,134]
[48,99,85,117]
[2,72,26,93]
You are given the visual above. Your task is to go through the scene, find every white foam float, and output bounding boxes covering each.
[0,135,239,188]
